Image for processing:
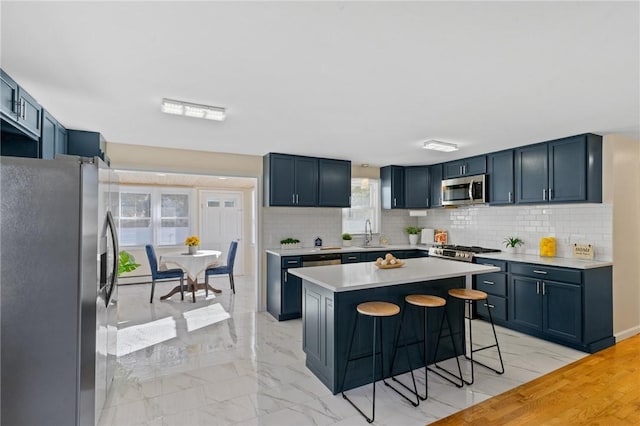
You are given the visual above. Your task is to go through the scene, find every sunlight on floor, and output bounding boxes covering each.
[183,303,231,332]
[116,316,176,357]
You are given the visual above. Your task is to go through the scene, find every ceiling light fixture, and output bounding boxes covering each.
[423,140,458,152]
[161,98,226,121]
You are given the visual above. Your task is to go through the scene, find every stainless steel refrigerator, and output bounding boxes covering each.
[1,155,118,425]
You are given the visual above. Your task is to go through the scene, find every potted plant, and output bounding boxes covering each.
[405,226,421,246]
[342,232,352,247]
[185,235,201,254]
[280,237,301,249]
[503,236,524,253]
[118,250,140,276]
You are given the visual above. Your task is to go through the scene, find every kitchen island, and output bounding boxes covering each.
[289,257,499,393]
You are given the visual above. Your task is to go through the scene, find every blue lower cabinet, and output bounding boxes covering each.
[267,253,303,320]
[341,253,362,264]
[542,280,582,343]
[302,276,465,394]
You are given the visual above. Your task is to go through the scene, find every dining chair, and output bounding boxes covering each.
[145,244,185,303]
[204,241,238,294]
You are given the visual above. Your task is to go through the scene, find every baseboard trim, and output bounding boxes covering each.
[614,326,640,341]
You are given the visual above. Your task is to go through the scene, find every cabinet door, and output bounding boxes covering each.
[318,158,351,207]
[543,280,582,343]
[269,154,296,206]
[55,125,68,156]
[294,156,318,206]
[488,150,514,205]
[404,166,429,208]
[429,164,443,207]
[41,110,57,160]
[282,270,302,317]
[443,160,464,179]
[1,69,18,120]
[465,155,487,176]
[515,143,548,203]
[509,276,542,330]
[549,136,586,203]
[381,166,405,209]
[17,87,42,138]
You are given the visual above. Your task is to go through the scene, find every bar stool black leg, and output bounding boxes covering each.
[431,298,464,388]
[386,302,419,407]
[463,299,505,377]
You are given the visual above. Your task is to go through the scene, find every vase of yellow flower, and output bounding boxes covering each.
[185,235,200,255]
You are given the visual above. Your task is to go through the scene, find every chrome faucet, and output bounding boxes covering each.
[364,219,373,246]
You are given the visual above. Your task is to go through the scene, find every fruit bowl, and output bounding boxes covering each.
[375,260,405,269]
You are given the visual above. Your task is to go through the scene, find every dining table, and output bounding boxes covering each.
[159,249,222,302]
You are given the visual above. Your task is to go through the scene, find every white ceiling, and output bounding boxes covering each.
[1,1,638,167]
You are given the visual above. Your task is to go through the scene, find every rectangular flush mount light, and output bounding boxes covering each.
[161,98,226,121]
[423,140,458,152]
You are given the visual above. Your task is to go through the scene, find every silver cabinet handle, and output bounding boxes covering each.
[508,191,512,203]
[460,165,463,175]
[483,280,495,285]
[536,281,540,294]
[287,261,297,265]
[296,194,299,204]
[284,273,287,283]
[393,197,396,207]
[20,99,26,120]
[542,282,546,295]
[463,164,467,175]
[543,188,546,201]
[549,188,553,200]
[481,263,495,267]
[347,256,357,260]
[483,303,495,309]
[533,270,547,275]
[292,194,295,204]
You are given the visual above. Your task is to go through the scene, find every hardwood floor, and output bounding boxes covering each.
[430,334,640,425]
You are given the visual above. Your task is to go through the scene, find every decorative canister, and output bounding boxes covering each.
[539,237,556,257]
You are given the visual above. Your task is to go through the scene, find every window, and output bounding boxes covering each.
[342,178,380,234]
[111,186,194,247]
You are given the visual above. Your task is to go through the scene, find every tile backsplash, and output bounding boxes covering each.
[263,203,612,261]
[417,203,612,261]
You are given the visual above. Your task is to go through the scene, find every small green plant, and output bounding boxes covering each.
[342,233,352,241]
[118,250,140,276]
[280,238,300,244]
[503,236,524,248]
[404,226,421,235]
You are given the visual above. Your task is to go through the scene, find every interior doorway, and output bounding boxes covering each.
[199,190,245,275]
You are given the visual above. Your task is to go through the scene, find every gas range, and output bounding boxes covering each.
[428,245,501,262]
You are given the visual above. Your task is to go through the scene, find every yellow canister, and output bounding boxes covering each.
[539,237,556,257]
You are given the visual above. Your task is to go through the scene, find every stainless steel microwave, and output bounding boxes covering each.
[441,174,486,206]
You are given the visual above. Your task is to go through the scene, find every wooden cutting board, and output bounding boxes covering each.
[320,246,342,250]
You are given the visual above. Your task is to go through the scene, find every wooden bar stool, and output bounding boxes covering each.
[341,301,405,423]
[389,295,463,404]
[434,288,505,386]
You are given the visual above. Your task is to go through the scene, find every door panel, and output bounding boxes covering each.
[510,276,542,330]
[200,190,244,274]
[543,280,582,343]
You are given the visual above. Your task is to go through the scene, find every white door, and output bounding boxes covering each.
[200,191,244,275]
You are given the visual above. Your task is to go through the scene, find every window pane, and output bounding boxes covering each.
[159,193,190,246]
[342,179,380,234]
[119,193,151,246]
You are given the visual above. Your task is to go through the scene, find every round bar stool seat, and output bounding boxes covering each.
[405,294,446,308]
[357,301,400,317]
[448,288,487,301]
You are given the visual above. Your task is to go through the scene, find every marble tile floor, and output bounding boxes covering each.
[100,276,587,426]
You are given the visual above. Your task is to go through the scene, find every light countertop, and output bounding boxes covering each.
[474,252,612,269]
[288,257,500,292]
[266,244,428,257]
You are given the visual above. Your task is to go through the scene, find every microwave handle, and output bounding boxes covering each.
[468,179,474,201]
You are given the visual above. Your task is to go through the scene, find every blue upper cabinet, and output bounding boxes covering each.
[318,158,351,207]
[516,134,602,204]
[265,153,352,207]
[41,109,67,160]
[381,165,405,209]
[67,130,108,163]
[0,69,42,140]
[429,164,443,208]
[515,143,549,203]
[488,149,514,205]
[443,155,487,179]
[404,166,430,208]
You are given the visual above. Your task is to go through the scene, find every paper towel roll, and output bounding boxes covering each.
[421,228,435,244]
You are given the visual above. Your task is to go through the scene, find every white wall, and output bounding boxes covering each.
[417,204,613,261]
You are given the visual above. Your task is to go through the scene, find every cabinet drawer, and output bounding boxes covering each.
[281,256,302,268]
[341,253,362,264]
[474,258,507,272]
[475,273,507,297]
[510,262,581,284]
[476,295,507,322]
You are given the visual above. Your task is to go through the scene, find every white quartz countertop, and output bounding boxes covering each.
[288,257,500,292]
[266,244,429,256]
[474,252,612,269]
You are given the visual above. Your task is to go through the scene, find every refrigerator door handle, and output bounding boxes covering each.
[104,211,119,306]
